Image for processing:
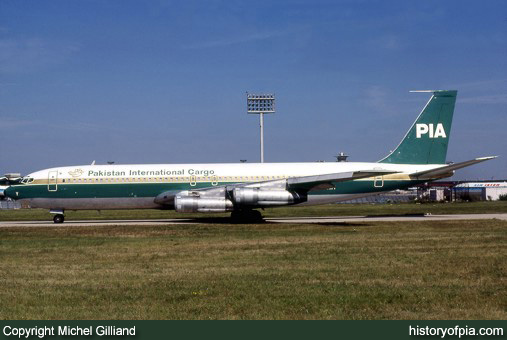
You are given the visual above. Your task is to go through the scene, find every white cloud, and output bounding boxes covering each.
[0,118,37,128]
[375,35,401,50]
[0,38,80,74]
[183,29,295,50]
[445,78,507,90]
[365,85,389,109]
[459,94,507,105]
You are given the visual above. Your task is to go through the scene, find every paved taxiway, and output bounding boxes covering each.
[0,213,506,227]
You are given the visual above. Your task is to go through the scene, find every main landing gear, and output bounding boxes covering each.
[230,209,264,223]
[50,210,65,224]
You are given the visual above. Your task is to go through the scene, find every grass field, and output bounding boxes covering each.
[0,217,505,319]
[1,201,507,221]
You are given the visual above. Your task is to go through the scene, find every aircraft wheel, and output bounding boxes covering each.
[249,210,263,221]
[53,214,65,224]
[230,210,263,223]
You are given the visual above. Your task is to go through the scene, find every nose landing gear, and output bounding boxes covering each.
[50,209,65,224]
[53,214,65,224]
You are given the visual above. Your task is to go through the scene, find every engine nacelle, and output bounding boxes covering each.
[175,195,234,213]
[232,188,304,207]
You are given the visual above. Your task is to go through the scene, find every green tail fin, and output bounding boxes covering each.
[379,90,457,164]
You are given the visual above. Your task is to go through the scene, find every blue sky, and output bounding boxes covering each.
[1,0,506,180]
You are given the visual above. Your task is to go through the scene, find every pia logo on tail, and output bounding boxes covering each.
[416,123,446,138]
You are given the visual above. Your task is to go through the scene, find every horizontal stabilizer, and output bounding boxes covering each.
[410,156,498,179]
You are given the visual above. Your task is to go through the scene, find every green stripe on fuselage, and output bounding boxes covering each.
[10,179,426,200]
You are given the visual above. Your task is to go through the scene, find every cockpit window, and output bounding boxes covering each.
[21,177,34,184]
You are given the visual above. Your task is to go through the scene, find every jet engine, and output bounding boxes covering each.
[231,188,305,207]
[172,187,305,213]
[175,195,234,213]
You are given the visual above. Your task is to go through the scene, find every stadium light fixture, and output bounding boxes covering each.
[247,93,275,163]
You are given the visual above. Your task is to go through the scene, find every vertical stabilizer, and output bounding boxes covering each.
[379,90,457,164]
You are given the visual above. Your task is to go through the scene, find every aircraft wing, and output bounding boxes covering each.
[286,170,399,191]
[410,156,498,179]
[154,169,399,205]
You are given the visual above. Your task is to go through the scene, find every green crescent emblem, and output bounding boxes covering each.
[68,169,84,177]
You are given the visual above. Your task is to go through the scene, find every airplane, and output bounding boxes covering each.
[1,90,496,223]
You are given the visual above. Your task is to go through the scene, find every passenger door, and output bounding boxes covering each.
[48,171,58,191]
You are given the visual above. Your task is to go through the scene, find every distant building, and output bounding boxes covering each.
[335,152,349,162]
[454,182,507,201]
[341,180,507,204]
[416,180,507,202]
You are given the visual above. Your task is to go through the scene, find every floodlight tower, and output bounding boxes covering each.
[247,93,275,163]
